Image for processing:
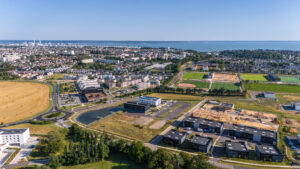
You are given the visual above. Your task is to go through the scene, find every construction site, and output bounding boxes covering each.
[192,103,279,131]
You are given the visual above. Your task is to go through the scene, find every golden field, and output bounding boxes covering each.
[0,81,50,124]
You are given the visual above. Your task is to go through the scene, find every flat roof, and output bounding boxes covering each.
[125,101,149,107]
[138,96,161,101]
[256,144,282,155]
[190,135,212,146]
[220,103,234,108]
[164,130,186,141]
[231,125,276,139]
[263,92,275,94]
[226,141,248,152]
[0,128,28,135]
[184,116,223,128]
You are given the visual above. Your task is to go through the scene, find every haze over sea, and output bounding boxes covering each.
[1,40,300,52]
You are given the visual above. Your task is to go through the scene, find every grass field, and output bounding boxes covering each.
[211,82,240,90]
[4,123,63,135]
[244,83,300,93]
[280,76,300,83]
[182,72,207,80]
[88,111,170,142]
[276,93,300,104]
[0,81,50,124]
[181,80,210,88]
[241,73,268,81]
[148,93,204,101]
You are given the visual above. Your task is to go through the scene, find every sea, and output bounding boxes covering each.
[1,40,300,52]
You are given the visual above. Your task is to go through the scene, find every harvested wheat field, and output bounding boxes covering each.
[0,81,50,124]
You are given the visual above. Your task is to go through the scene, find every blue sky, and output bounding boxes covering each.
[0,0,300,40]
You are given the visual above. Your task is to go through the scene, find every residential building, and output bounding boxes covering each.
[0,143,9,155]
[268,74,281,81]
[163,130,187,146]
[255,144,284,162]
[182,117,223,133]
[228,125,277,145]
[225,141,249,158]
[190,135,213,153]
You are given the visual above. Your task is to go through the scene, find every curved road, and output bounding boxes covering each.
[0,82,72,128]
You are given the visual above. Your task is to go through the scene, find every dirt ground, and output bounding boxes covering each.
[134,116,154,126]
[150,120,167,129]
[193,104,279,131]
[212,73,240,83]
[178,83,196,88]
[283,118,300,128]
[0,82,50,124]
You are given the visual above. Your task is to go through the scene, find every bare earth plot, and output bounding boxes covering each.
[0,82,50,124]
[213,73,240,83]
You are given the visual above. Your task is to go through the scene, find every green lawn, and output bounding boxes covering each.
[280,76,300,83]
[244,83,300,93]
[181,80,210,88]
[211,82,240,90]
[182,72,207,80]
[241,73,268,81]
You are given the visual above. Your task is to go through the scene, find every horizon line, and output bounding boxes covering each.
[1,40,300,42]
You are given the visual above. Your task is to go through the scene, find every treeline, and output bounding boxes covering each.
[220,49,283,59]
[0,63,18,80]
[208,88,245,96]
[45,124,215,169]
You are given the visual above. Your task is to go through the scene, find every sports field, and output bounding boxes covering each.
[0,82,50,124]
[211,82,240,90]
[241,73,268,81]
[182,72,207,80]
[244,83,300,93]
[180,80,210,88]
[279,76,300,83]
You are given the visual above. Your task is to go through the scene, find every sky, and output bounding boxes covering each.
[0,0,300,41]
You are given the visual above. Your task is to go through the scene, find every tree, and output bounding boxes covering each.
[48,154,60,169]
[98,141,109,161]
[148,149,174,169]
[187,153,215,169]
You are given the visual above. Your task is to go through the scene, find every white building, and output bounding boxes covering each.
[0,143,9,155]
[292,102,300,111]
[81,59,94,63]
[137,96,161,107]
[263,92,275,98]
[136,82,151,90]
[0,128,30,147]
[77,79,100,90]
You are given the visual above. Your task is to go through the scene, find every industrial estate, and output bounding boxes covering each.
[0,41,300,169]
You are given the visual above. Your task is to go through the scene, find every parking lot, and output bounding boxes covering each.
[10,137,40,165]
[152,101,192,120]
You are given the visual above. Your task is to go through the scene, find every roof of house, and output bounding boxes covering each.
[184,117,223,128]
[220,103,234,109]
[190,135,212,146]
[230,125,277,139]
[256,144,283,155]
[164,130,186,141]
[226,141,248,152]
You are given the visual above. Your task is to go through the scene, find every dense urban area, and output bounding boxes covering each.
[0,41,300,169]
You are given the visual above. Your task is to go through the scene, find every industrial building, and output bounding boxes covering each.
[228,125,277,145]
[225,141,249,158]
[182,116,223,133]
[163,130,187,146]
[263,92,275,98]
[292,102,300,111]
[190,135,213,153]
[0,128,30,147]
[124,101,150,113]
[137,96,161,107]
[268,74,281,81]
[255,144,284,162]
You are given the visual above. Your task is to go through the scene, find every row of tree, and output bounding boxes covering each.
[46,124,215,169]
